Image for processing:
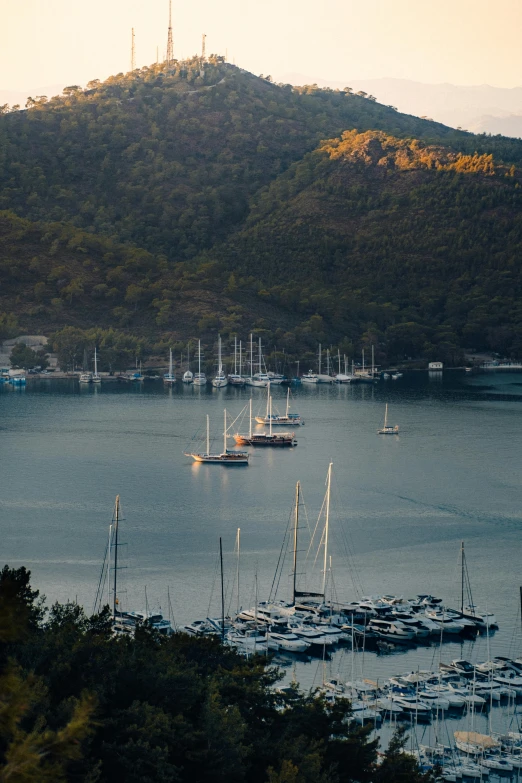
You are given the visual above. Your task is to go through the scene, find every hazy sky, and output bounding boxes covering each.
[2,0,522,92]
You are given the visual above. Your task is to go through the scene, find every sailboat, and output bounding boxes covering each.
[212,334,228,388]
[185,410,249,464]
[255,386,304,425]
[92,347,101,383]
[245,336,269,387]
[316,344,335,383]
[377,403,399,434]
[335,352,354,383]
[234,394,297,447]
[163,348,176,384]
[94,496,173,636]
[229,337,246,385]
[182,342,193,384]
[193,339,207,386]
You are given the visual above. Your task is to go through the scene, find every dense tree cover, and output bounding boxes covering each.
[210,131,522,361]
[0,566,433,782]
[9,341,49,369]
[0,59,519,261]
[2,65,522,362]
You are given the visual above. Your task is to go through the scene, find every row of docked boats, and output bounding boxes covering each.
[162,337,404,387]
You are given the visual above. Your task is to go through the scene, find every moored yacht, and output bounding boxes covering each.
[193,339,207,386]
[163,348,176,384]
[378,403,399,434]
[185,411,249,464]
[182,342,193,383]
[211,334,228,388]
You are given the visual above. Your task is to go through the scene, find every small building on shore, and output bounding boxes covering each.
[428,361,443,370]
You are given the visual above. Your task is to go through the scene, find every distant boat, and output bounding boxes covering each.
[245,335,269,387]
[185,410,249,464]
[182,342,193,384]
[255,386,304,426]
[193,339,207,386]
[335,352,355,383]
[92,347,101,383]
[8,375,26,386]
[301,370,319,384]
[316,344,334,383]
[163,349,176,385]
[377,403,399,435]
[234,397,296,447]
[212,334,228,388]
[229,337,245,385]
[79,372,93,383]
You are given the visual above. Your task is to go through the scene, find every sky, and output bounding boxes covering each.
[2,0,522,93]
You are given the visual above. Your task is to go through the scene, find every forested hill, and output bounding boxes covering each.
[1,59,522,363]
[2,58,521,259]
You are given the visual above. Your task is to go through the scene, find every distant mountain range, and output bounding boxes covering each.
[279,74,522,138]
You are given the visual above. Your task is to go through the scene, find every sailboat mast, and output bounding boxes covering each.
[218,334,222,373]
[362,348,365,372]
[169,348,173,376]
[384,403,388,429]
[461,540,465,614]
[318,343,321,375]
[206,414,210,455]
[113,495,120,617]
[258,338,262,374]
[234,336,237,375]
[198,340,201,375]
[239,340,242,377]
[371,344,375,377]
[292,481,300,604]
[322,464,333,596]
[269,395,272,436]
[249,397,252,439]
[187,342,190,371]
[338,350,341,375]
[236,527,241,615]
[219,537,225,642]
[94,347,98,376]
[286,387,290,417]
[250,333,253,379]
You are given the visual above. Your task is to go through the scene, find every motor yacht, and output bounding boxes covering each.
[367,618,416,642]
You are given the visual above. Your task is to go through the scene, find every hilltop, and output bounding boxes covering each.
[1,60,522,364]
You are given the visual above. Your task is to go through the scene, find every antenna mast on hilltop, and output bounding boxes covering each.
[166,0,174,65]
[131,28,136,71]
[201,33,206,61]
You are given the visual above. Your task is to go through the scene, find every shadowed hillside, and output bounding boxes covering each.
[2,63,522,362]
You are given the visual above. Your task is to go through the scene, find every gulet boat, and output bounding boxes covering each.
[186,411,249,464]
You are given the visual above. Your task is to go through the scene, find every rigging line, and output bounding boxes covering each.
[268,505,293,603]
[331,471,364,596]
[225,403,248,433]
[305,491,327,566]
[206,550,221,617]
[93,537,109,614]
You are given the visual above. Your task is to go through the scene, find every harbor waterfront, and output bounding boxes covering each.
[1,373,522,691]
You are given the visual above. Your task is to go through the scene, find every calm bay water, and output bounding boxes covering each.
[1,370,522,743]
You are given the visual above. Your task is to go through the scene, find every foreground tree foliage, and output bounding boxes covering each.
[0,566,433,782]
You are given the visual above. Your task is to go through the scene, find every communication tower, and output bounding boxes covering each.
[131,28,136,71]
[166,0,174,65]
[201,33,206,61]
